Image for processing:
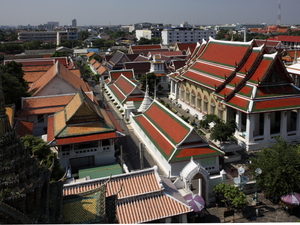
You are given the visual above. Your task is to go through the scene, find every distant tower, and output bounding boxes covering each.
[277,0,281,26]
[72,19,77,27]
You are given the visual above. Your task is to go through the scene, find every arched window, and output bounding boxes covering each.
[191,90,195,106]
[197,92,202,110]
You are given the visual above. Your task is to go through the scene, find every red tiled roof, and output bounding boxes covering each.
[144,102,190,145]
[114,75,135,96]
[176,43,197,52]
[134,115,174,157]
[182,70,223,89]
[55,132,118,145]
[174,147,218,159]
[109,85,126,102]
[248,57,273,84]
[238,48,261,74]
[200,40,251,67]
[191,61,233,80]
[110,70,134,81]
[225,96,249,112]
[252,96,300,112]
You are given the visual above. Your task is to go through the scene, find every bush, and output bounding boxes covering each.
[213,183,247,209]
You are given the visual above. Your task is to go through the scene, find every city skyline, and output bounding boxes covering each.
[1,0,300,27]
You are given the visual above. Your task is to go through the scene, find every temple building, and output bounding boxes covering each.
[47,88,125,174]
[169,38,300,151]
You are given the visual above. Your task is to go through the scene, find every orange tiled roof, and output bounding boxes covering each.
[47,89,122,144]
[15,120,34,137]
[63,167,192,224]
[24,71,46,83]
[18,93,96,116]
[97,65,109,75]
[87,51,95,58]
[22,65,53,72]
[29,61,91,96]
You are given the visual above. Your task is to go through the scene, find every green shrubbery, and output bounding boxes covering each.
[213,183,247,209]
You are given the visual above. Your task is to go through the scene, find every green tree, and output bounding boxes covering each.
[20,135,65,182]
[78,30,90,41]
[249,137,300,199]
[0,61,30,108]
[51,51,68,57]
[213,183,247,209]
[199,114,221,130]
[138,37,162,45]
[211,119,237,142]
[22,40,43,50]
[138,72,159,96]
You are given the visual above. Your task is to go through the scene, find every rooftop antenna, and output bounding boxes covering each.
[277,0,281,26]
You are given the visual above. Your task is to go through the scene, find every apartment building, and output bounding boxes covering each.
[18,29,78,45]
[161,28,216,45]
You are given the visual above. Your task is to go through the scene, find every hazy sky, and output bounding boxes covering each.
[1,0,300,26]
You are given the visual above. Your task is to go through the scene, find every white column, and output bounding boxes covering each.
[245,114,254,144]
[171,80,174,94]
[235,111,241,136]
[280,111,287,139]
[175,82,178,99]
[264,113,271,141]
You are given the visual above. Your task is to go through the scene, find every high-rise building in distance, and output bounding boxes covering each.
[72,19,77,27]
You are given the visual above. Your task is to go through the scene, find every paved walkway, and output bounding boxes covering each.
[201,193,300,223]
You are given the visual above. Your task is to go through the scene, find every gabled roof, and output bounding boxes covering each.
[63,166,192,224]
[174,43,197,54]
[173,38,300,113]
[108,74,144,104]
[107,50,131,67]
[132,100,223,162]
[18,92,95,117]
[15,120,34,137]
[105,69,136,85]
[96,65,109,75]
[47,89,122,145]
[29,61,91,96]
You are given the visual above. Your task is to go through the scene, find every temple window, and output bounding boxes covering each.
[197,97,201,110]
[270,111,281,134]
[37,114,44,123]
[287,110,297,132]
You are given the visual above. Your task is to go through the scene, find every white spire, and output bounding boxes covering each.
[138,84,152,113]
